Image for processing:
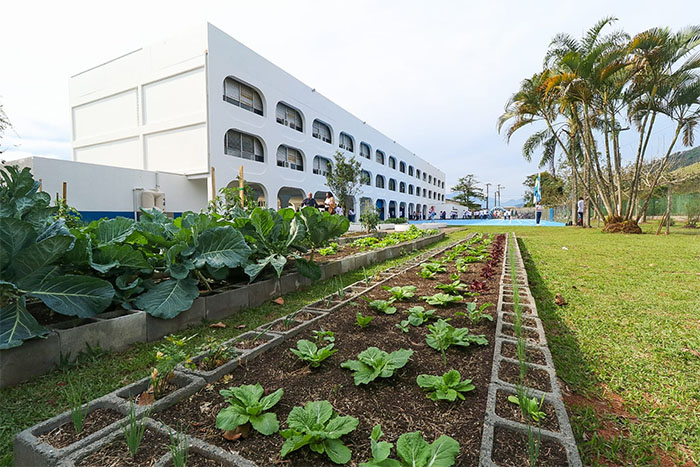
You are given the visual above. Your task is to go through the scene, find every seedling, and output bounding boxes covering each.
[216,383,283,435]
[421,293,463,306]
[426,319,488,364]
[198,339,238,371]
[417,369,475,402]
[365,298,397,314]
[419,268,438,279]
[466,302,495,324]
[360,425,400,467]
[290,339,337,367]
[435,280,469,295]
[508,392,547,423]
[168,430,189,467]
[383,285,416,300]
[122,402,148,457]
[356,312,374,328]
[66,381,88,434]
[362,267,374,286]
[450,273,460,281]
[280,400,359,464]
[312,329,335,343]
[341,347,414,385]
[149,335,194,400]
[422,262,446,274]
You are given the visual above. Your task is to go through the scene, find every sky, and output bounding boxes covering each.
[1,0,699,204]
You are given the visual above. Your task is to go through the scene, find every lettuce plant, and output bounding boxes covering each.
[290,339,337,368]
[359,424,400,467]
[280,400,359,464]
[417,370,475,402]
[422,263,446,274]
[341,347,413,385]
[356,312,374,328]
[398,306,437,331]
[435,280,468,295]
[396,431,460,466]
[367,298,397,314]
[421,293,463,306]
[466,302,494,324]
[419,268,437,279]
[216,383,283,435]
[383,285,416,300]
[426,319,488,364]
[508,393,547,423]
[318,242,339,256]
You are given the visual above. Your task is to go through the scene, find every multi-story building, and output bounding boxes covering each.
[12,23,446,221]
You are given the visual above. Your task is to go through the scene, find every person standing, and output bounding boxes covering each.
[324,192,336,214]
[536,202,543,225]
[348,208,355,222]
[301,192,317,209]
[577,197,584,226]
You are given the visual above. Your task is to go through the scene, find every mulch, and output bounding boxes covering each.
[76,427,169,466]
[39,408,124,449]
[491,425,569,466]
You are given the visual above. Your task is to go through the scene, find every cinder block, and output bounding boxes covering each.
[91,309,147,352]
[0,332,60,388]
[246,277,281,307]
[112,371,206,416]
[320,260,342,280]
[279,271,312,295]
[204,286,249,321]
[144,297,206,342]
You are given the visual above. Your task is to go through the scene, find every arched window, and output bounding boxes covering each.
[376,175,385,189]
[276,102,303,132]
[313,155,332,176]
[428,175,432,184]
[225,130,264,162]
[376,150,385,164]
[223,77,264,115]
[339,132,354,152]
[408,166,414,176]
[361,170,371,185]
[423,172,427,181]
[399,161,406,173]
[399,182,406,193]
[389,156,396,170]
[360,142,371,159]
[428,190,432,199]
[312,120,332,143]
[276,145,304,171]
[416,169,421,179]
[408,184,414,195]
[389,179,397,191]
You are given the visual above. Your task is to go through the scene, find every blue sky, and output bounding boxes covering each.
[1,0,698,203]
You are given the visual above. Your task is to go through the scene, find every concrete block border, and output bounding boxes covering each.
[111,371,207,417]
[479,233,582,467]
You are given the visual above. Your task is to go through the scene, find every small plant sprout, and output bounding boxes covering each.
[417,369,475,402]
[168,430,189,467]
[290,339,337,368]
[466,302,495,324]
[362,266,374,286]
[366,298,397,314]
[356,312,374,328]
[383,285,417,300]
[423,262,447,274]
[426,319,488,365]
[450,273,460,281]
[280,400,359,464]
[66,381,89,434]
[509,392,547,423]
[334,277,346,300]
[419,268,438,279]
[359,424,400,467]
[312,329,335,343]
[421,293,463,306]
[198,339,238,371]
[122,402,148,457]
[216,383,283,436]
[435,280,469,295]
[341,347,414,385]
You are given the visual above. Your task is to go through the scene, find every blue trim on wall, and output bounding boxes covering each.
[78,211,184,222]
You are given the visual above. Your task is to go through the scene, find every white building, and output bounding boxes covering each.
[12,23,446,221]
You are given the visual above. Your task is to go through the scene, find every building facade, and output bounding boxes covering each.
[48,23,446,220]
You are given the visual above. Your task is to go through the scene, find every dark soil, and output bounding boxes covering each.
[499,360,552,392]
[495,390,560,432]
[602,220,642,234]
[491,426,569,466]
[170,451,224,466]
[232,335,272,350]
[77,427,169,466]
[501,341,547,366]
[502,313,537,328]
[293,311,320,321]
[501,303,535,315]
[39,408,124,449]
[268,320,301,333]
[155,235,505,466]
[501,325,541,343]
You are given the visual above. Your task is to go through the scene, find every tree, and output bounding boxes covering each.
[325,151,362,213]
[522,172,565,207]
[451,175,484,210]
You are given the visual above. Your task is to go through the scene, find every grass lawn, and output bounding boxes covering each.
[481,224,700,465]
[0,228,473,467]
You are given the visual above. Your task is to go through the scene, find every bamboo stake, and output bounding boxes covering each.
[62,182,67,203]
[210,166,216,200]
[239,166,244,207]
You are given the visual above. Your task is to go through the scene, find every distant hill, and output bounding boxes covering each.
[444,192,522,208]
[667,146,700,171]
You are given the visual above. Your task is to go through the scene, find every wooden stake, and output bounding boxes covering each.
[210,166,216,200]
[39,179,42,191]
[62,182,67,202]
[239,166,245,207]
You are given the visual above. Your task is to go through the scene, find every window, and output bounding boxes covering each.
[389,178,397,191]
[416,169,421,179]
[360,142,371,159]
[339,132,354,152]
[376,174,385,188]
[408,184,414,195]
[225,130,264,162]
[389,156,396,169]
[399,182,406,193]
[423,172,427,181]
[428,175,432,184]
[276,102,303,132]
[399,161,406,173]
[376,150,385,164]
[276,145,304,171]
[408,165,414,176]
[361,170,371,185]
[312,119,332,143]
[313,156,332,176]
[223,77,263,115]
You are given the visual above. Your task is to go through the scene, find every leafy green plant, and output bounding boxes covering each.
[216,383,283,435]
[466,302,494,324]
[122,402,148,457]
[318,242,339,256]
[168,430,189,467]
[149,335,193,399]
[290,339,337,368]
[435,280,469,295]
[352,236,380,249]
[360,209,382,233]
[449,273,460,281]
[341,347,413,385]
[404,306,437,327]
[197,338,238,371]
[383,285,417,300]
[280,400,359,464]
[356,312,374,328]
[366,298,397,314]
[395,431,460,466]
[422,262,446,274]
[312,329,335,343]
[67,382,89,433]
[426,319,488,364]
[362,267,374,285]
[298,207,349,260]
[419,268,438,279]
[359,424,400,467]
[421,293,463,306]
[508,392,547,423]
[416,370,475,402]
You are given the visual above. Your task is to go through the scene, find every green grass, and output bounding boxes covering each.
[480,224,700,465]
[0,229,471,466]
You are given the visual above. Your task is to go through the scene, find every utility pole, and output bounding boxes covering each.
[496,184,504,207]
[485,183,491,210]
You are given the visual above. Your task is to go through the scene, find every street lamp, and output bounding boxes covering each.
[485,183,491,210]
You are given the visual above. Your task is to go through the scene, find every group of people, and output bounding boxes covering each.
[300,192,355,221]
